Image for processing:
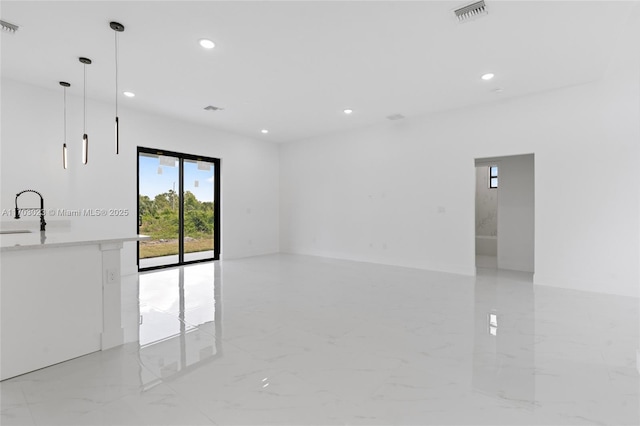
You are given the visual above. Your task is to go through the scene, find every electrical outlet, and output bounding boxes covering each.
[106,269,117,284]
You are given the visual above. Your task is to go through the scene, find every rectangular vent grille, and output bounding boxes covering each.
[204,105,224,111]
[454,0,488,22]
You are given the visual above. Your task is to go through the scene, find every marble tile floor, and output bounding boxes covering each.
[1,254,638,425]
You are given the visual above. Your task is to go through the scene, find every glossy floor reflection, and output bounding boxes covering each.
[1,254,638,425]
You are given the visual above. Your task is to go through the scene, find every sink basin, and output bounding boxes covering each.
[0,230,33,234]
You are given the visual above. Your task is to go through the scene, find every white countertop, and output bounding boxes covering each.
[0,229,149,252]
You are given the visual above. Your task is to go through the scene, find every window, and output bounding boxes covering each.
[489,166,498,189]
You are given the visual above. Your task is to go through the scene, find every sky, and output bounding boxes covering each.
[139,154,215,203]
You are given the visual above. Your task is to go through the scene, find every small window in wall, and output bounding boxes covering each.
[489,166,498,189]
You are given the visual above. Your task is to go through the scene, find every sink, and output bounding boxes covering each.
[0,230,33,234]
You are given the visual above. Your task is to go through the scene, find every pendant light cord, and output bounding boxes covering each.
[115,31,119,116]
[63,87,67,141]
[83,64,86,133]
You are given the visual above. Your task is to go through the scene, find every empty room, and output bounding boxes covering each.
[1,1,639,425]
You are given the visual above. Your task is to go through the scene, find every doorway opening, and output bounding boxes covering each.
[475,154,534,272]
[137,147,220,271]
[475,162,499,269]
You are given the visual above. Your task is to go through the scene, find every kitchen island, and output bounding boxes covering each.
[0,230,148,380]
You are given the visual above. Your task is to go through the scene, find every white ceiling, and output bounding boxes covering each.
[1,1,636,143]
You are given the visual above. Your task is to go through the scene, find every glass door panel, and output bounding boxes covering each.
[138,152,180,269]
[183,159,215,263]
[138,148,220,271]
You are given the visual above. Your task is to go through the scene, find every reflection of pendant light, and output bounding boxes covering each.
[157,166,163,175]
[60,81,70,169]
[79,57,92,164]
[110,21,125,155]
[197,161,211,171]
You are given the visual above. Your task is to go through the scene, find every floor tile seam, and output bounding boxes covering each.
[12,385,37,426]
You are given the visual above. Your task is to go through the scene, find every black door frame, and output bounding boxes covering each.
[137,146,221,271]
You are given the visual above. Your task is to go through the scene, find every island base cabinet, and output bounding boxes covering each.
[1,245,103,380]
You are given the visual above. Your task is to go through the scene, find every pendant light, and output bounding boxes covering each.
[79,57,92,164]
[60,81,70,169]
[110,21,125,155]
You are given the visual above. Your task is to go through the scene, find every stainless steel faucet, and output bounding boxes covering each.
[15,189,46,232]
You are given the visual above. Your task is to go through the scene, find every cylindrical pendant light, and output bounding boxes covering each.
[110,21,125,155]
[79,57,92,164]
[60,81,70,169]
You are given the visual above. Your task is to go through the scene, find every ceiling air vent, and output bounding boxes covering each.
[0,20,19,34]
[387,114,405,121]
[453,0,488,23]
[204,105,224,111]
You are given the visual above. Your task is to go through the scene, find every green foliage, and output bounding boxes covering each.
[139,191,214,240]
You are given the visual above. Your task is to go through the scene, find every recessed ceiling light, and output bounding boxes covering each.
[481,73,495,81]
[343,109,353,115]
[199,39,215,49]
[261,129,269,134]
[123,91,135,97]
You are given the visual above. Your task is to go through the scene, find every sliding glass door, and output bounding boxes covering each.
[183,158,216,263]
[137,147,220,270]
[138,151,180,268]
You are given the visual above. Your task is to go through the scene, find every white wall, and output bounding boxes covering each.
[280,16,639,296]
[496,154,534,273]
[279,121,477,275]
[1,79,280,275]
